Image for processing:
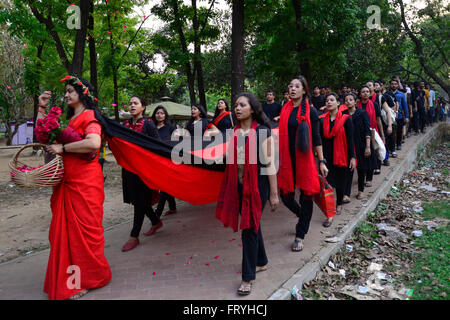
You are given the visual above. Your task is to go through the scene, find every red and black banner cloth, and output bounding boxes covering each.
[96,113,227,205]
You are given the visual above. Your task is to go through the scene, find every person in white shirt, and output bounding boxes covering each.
[427,84,436,124]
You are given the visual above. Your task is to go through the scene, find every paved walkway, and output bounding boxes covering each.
[0,129,436,300]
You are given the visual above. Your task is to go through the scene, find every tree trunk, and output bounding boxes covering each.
[397,0,449,95]
[231,0,245,105]
[88,0,98,99]
[33,42,45,144]
[71,0,89,77]
[192,0,206,108]
[291,0,311,81]
[113,71,119,121]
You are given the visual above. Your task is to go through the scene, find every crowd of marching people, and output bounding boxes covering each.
[36,73,447,299]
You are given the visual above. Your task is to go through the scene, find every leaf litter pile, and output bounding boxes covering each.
[300,140,450,300]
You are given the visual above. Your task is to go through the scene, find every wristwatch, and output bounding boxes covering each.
[319,159,327,165]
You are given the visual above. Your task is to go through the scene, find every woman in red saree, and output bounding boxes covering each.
[38,77,111,300]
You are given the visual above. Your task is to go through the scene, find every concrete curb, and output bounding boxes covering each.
[268,122,447,300]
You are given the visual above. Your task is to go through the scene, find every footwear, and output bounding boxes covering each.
[292,238,304,252]
[256,264,268,273]
[121,239,139,252]
[374,169,381,175]
[391,152,398,158]
[336,208,342,215]
[383,159,390,166]
[68,289,89,300]
[365,181,372,187]
[143,221,163,236]
[342,195,351,203]
[322,219,333,228]
[396,145,401,150]
[356,193,364,200]
[237,282,252,295]
[165,209,177,215]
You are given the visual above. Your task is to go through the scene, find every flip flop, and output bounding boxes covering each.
[237,282,252,295]
[292,238,304,252]
[256,265,268,273]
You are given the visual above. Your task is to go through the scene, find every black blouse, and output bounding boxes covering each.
[319,115,355,166]
[185,118,210,136]
[157,124,176,141]
[214,113,234,132]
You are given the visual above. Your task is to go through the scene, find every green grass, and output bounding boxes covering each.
[421,201,450,220]
[407,200,450,300]
[442,168,449,175]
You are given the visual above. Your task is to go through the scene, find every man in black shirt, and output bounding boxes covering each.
[310,85,326,113]
[411,81,427,133]
[262,90,282,122]
[280,88,290,107]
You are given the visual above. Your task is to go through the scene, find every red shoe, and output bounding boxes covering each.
[121,239,139,252]
[143,221,163,236]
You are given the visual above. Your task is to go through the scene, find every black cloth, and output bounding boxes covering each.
[130,185,160,237]
[262,102,282,121]
[396,118,404,147]
[344,109,375,171]
[157,124,176,141]
[319,116,355,169]
[411,89,426,109]
[287,101,321,187]
[361,101,381,118]
[310,94,326,109]
[214,113,234,132]
[345,167,366,196]
[155,191,177,216]
[280,192,314,239]
[185,118,210,136]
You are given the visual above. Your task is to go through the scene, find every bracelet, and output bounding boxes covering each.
[62,144,66,153]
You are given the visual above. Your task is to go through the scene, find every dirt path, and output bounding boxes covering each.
[0,148,132,263]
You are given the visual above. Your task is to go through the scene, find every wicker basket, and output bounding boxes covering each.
[9,143,64,188]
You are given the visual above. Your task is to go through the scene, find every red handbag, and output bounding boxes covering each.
[313,175,336,218]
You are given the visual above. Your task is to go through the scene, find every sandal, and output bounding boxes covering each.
[356,193,364,200]
[256,264,268,273]
[342,196,351,204]
[237,282,252,295]
[68,289,89,300]
[365,182,372,187]
[292,238,304,252]
[374,169,381,175]
[322,219,333,228]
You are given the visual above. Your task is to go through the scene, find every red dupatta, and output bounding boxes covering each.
[278,99,320,195]
[321,110,350,167]
[215,120,262,233]
[357,99,378,132]
[371,92,377,102]
[213,111,231,127]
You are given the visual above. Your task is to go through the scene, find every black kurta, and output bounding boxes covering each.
[185,118,210,136]
[214,113,234,132]
[157,123,176,142]
[319,115,355,190]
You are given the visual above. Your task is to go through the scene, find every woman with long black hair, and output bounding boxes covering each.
[216,92,279,296]
[343,93,373,200]
[121,96,162,252]
[184,104,220,137]
[319,92,356,227]
[151,105,177,216]
[39,76,111,300]
[212,98,235,133]
[277,75,328,252]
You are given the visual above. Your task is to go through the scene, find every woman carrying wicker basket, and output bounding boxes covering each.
[37,76,111,300]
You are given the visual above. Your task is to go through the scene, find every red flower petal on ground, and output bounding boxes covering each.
[187,261,191,264]
[214,256,219,259]
[189,257,193,259]
[153,272,156,275]
[205,263,210,266]
[165,252,170,255]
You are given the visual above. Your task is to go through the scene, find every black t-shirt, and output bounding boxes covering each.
[377,92,395,109]
[158,124,176,141]
[310,94,326,109]
[362,101,381,118]
[185,118,210,136]
[411,89,426,109]
[262,102,282,121]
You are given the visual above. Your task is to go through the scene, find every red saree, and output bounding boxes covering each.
[44,110,111,300]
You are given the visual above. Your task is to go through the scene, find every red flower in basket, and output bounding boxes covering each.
[35,107,96,161]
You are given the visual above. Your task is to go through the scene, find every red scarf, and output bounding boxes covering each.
[278,99,320,195]
[322,110,350,167]
[371,92,377,102]
[215,120,262,233]
[357,100,378,132]
[213,111,231,126]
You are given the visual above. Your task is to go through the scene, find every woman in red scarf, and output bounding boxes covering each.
[212,98,235,133]
[357,86,382,186]
[39,77,111,300]
[278,76,328,252]
[319,93,356,227]
[216,92,279,296]
[121,96,162,252]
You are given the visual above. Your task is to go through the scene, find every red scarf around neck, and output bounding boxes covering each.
[278,99,320,195]
[213,111,231,127]
[371,92,377,102]
[322,110,350,167]
[215,120,262,233]
[357,99,378,132]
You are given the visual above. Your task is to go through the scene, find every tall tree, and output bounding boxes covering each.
[231,0,244,104]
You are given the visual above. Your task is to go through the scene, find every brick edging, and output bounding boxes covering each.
[268,122,447,300]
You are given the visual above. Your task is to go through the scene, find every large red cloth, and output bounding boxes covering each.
[216,120,262,233]
[278,99,320,196]
[44,110,111,300]
[357,100,378,133]
[321,110,350,167]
